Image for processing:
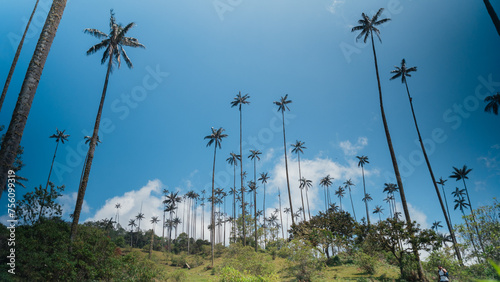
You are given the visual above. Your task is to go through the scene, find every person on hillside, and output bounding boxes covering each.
[438,265,449,281]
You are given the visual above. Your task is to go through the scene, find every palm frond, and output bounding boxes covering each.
[120,46,133,68]
[84,28,108,39]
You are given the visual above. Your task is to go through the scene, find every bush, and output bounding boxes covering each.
[218,245,275,277]
[281,239,325,281]
[171,254,188,267]
[218,266,279,282]
[354,251,377,275]
[168,269,188,281]
[326,255,342,267]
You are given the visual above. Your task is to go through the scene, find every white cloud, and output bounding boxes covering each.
[326,0,345,14]
[339,137,368,156]
[59,192,90,218]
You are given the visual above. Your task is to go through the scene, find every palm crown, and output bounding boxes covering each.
[351,8,391,43]
[204,127,228,148]
[356,155,369,167]
[50,129,70,143]
[274,94,292,112]
[230,91,250,110]
[291,140,306,154]
[484,93,500,115]
[85,9,145,70]
[390,58,417,83]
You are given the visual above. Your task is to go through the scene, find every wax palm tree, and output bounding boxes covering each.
[227,152,241,243]
[373,205,384,222]
[384,196,393,218]
[431,221,443,233]
[291,140,307,219]
[352,10,424,278]
[328,203,339,213]
[161,189,169,247]
[274,94,295,226]
[136,212,145,233]
[343,179,357,221]
[128,219,136,247]
[114,203,121,227]
[335,186,346,212]
[149,216,160,259]
[205,127,227,266]
[247,180,259,251]
[357,156,371,225]
[0,0,68,193]
[201,189,206,240]
[483,0,500,37]
[0,0,41,112]
[248,149,262,243]
[484,93,500,115]
[450,165,484,252]
[71,10,145,242]
[299,177,312,220]
[283,207,291,233]
[40,129,69,219]
[383,183,398,216]
[437,178,454,231]
[258,172,270,247]
[320,175,333,212]
[278,186,285,239]
[391,58,462,264]
[231,91,250,245]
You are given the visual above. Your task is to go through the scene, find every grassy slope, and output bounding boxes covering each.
[125,248,401,281]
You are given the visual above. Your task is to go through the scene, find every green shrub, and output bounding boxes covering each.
[168,269,188,281]
[218,266,279,282]
[354,251,377,275]
[218,245,275,277]
[281,239,325,281]
[326,255,342,266]
[171,253,188,267]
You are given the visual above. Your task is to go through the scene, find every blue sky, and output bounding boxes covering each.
[1,0,499,238]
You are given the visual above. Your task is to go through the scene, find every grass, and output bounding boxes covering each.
[122,247,402,281]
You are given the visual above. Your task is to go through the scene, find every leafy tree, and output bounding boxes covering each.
[205,127,228,267]
[71,10,145,243]
[0,0,68,193]
[231,91,250,246]
[16,183,64,224]
[274,94,295,226]
[352,9,425,279]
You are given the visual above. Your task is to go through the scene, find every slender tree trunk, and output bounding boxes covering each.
[233,164,236,244]
[361,166,370,225]
[239,108,246,246]
[282,111,295,226]
[484,0,500,37]
[263,182,266,248]
[0,0,41,112]
[462,179,485,253]
[297,155,306,221]
[0,0,67,194]
[278,187,284,239]
[211,145,217,267]
[149,227,154,259]
[404,80,463,264]
[348,187,357,221]
[253,159,258,251]
[370,33,425,281]
[70,53,112,245]
[39,140,59,219]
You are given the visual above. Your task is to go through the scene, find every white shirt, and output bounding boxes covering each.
[439,269,449,281]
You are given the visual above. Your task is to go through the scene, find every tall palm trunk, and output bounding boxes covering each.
[210,145,217,267]
[348,187,357,221]
[149,227,154,259]
[253,160,258,251]
[278,187,284,239]
[281,111,295,226]
[233,165,237,244]
[484,0,500,37]
[361,166,370,225]
[0,0,40,112]
[263,182,266,248]
[239,109,246,246]
[369,33,425,280]
[40,140,60,218]
[70,51,112,243]
[404,80,463,264]
[297,155,306,220]
[461,179,485,253]
[0,0,67,194]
